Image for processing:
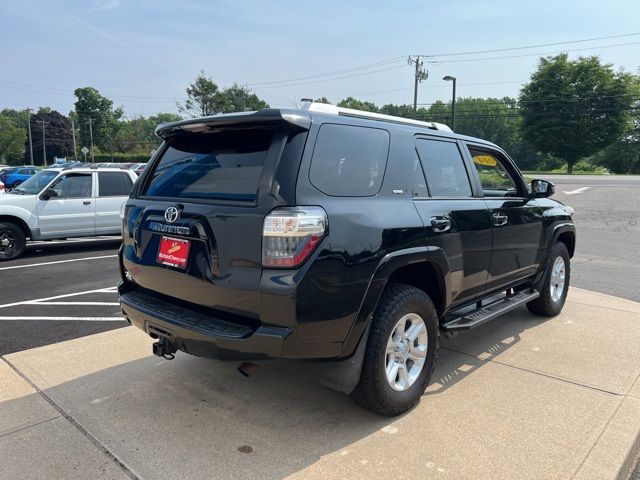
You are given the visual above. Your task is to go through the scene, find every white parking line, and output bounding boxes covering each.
[0,286,117,309]
[562,187,591,195]
[0,255,118,271]
[0,316,124,321]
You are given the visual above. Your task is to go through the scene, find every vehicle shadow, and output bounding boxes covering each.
[4,307,552,479]
[427,307,550,396]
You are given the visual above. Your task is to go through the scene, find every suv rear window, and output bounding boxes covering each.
[143,127,275,202]
[309,124,389,197]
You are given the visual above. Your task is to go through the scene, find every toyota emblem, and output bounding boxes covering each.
[164,206,180,223]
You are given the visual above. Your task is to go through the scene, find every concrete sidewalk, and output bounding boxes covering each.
[1,287,639,480]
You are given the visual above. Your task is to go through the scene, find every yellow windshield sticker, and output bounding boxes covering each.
[473,155,498,167]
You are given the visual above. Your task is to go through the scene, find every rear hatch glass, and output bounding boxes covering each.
[143,127,274,202]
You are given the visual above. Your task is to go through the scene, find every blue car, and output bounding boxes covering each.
[4,167,38,188]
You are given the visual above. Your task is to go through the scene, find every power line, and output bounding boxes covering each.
[246,57,406,86]
[424,40,640,64]
[415,32,640,57]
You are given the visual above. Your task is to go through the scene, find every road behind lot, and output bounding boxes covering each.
[539,174,640,303]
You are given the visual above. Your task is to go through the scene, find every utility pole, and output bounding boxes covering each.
[71,120,77,160]
[408,56,428,119]
[36,120,49,166]
[87,117,94,163]
[26,108,34,166]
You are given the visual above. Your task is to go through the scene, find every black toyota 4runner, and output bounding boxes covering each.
[118,102,575,416]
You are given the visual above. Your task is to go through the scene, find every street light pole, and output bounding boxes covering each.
[443,76,457,130]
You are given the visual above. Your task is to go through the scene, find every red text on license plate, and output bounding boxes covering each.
[157,236,191,269]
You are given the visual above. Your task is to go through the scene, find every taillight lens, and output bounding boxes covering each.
[262,207,327,268]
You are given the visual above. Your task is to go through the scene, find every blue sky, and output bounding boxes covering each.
[1,0,639,117]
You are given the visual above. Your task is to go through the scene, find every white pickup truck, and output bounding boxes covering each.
[0,167,137,260]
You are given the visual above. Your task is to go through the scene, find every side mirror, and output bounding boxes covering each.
[530,179,555,198]
[41,189,58,200]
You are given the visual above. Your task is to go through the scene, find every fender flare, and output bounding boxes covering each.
[532,223,576,288]
[0,210,37,239]
[340,246,451,358]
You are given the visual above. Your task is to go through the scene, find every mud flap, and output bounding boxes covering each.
[318,324,370,395]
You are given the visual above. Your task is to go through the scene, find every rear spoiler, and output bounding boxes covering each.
[155,109,311,139]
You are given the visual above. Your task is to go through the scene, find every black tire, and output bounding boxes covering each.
[351,283,439,416]
[0,222,26,261]
[526,242,570,317]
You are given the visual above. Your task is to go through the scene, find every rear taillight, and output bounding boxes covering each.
[262,207,327,268]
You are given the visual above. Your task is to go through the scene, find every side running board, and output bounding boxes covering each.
[442,289,540,332]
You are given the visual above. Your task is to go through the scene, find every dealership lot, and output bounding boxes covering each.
[1,175,639,479]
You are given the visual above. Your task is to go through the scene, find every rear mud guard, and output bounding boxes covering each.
[318,324,370,395]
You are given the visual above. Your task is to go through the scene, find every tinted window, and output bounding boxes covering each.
[310,124,389,197]
[467,148,518,197]
[413,152,428,198]
[144,128,275,201]
[49,173,92,198]
[99,172,133,196]
[416,139,472,197]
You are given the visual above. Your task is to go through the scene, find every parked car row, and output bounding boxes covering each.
[0,166,138,260]
[0,162,147,191]
[0,166,39,189]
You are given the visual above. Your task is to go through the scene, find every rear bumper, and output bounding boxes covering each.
[118,283,291,360]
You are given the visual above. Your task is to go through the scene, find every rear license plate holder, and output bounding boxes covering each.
[157,236,191,269]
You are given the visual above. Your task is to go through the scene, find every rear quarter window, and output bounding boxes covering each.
[309,124,390,197]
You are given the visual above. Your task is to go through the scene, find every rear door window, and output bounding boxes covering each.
[309,124,390,197]
[415,139,472,197]
[143,127,276,202]
[99,172,133,196]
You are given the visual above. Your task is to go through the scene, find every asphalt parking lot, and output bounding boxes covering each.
[0,238,124,355]
[0,174,639,479]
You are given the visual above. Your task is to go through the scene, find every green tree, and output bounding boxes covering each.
[178,71,220,116]
[379,103,415,118]
[73,87,123,153]
[425,97,544,169]
[114,112,182,153]
[28,110,74,165]
[337,97,379,112]
[179,72,269,117]
[0,113,27,165]
[216,83,269,112]
[519,54,637,173]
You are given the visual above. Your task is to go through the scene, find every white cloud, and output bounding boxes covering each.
[92,0,122,11]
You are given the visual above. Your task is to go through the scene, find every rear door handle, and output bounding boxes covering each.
[430,216,451,232]
[492,213,508,226]
[83,201,92,205]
